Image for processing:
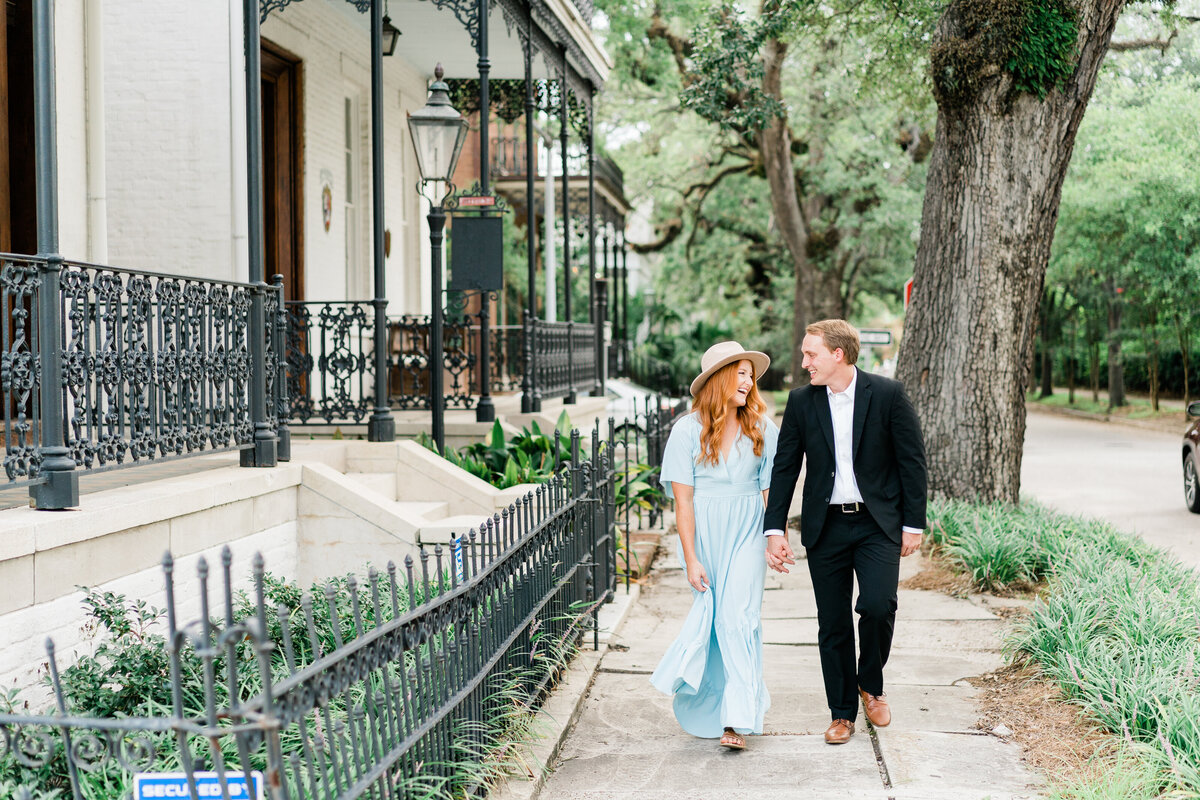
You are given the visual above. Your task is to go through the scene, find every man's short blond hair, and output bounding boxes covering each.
[806,319,860,365]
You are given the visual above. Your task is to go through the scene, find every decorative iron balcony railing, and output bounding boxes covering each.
[284,302,600,425]
[527,319,598,402]
[1,254,286,488]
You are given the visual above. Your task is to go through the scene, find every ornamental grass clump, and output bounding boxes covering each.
[929,498,1200,796]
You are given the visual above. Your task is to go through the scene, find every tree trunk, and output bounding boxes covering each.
[1107,294,1126,408]
[1067,352,1075,404]
[1067,320,1076,404]
[895,0,1123,503]
[1090,341,1100,403]
[1039,347,1053,398]
[1175,314,1191,406]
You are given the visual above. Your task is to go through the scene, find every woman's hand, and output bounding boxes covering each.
[686,559,709,592]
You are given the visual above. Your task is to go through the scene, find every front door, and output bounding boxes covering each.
[261,41,303,302]
[2,0,36,254]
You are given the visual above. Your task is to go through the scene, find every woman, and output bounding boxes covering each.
[650,341,778,751]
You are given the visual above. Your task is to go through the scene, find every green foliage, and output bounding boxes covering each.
[931,0,1078,107]
[595,0,935,378]
[1049,71,1200,404]
[418,416,576,489]
[614,460,668,519]
[2,571,589,799]
[929,500,1200,795]
[1006,1,1079,98]
[679,2,794,132]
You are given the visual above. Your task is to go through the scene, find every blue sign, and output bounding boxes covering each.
[133,771,263,800]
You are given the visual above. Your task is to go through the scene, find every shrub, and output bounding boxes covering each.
[929,499,1200,796]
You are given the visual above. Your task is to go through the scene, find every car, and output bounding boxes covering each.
[1183,401,1200,513]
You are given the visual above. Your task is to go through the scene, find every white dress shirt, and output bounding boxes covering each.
[828,368,864,505]
[765,367,922,538]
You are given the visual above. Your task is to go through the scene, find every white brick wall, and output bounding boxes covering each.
[103,0,237,279]
[98,0,426,313]
[262,0,426,312]
[0,524,298,709]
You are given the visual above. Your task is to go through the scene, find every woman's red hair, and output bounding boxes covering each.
[694,360,766,467]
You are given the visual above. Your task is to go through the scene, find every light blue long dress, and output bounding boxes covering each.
[649,412,779,737]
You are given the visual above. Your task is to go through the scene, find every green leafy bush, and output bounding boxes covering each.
[1,569,583,800]
[418,414,576,489]
[929,499,1200,796]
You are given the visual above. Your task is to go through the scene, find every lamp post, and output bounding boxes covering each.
[409,64,469,454]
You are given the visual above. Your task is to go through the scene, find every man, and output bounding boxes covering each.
[764,320,927,745]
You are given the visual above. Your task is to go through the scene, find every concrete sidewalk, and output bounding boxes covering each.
[507,544,1042,800]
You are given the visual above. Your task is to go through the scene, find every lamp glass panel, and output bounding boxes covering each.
[408,117,467,182]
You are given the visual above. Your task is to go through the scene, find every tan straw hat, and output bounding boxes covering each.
[690,341,770,397]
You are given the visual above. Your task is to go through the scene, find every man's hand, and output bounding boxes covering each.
[766,535,797,574]
[901,531,922,558]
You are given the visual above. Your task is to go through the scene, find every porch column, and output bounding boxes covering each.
[587,88,603,397]
[520,7,540,413]
[560,48,575,403]
[367,0,395,441]
[240,0,277,468]
[30,0,79,509]
[474,0,495,421]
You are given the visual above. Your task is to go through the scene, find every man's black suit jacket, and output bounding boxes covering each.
[764,369,928,547]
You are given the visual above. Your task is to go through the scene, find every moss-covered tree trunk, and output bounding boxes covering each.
[896,0,1123,502]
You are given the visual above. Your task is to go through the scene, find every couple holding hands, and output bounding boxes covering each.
[649,319,928,749]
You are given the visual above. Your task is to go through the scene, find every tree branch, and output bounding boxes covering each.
[1109,28,1178,53]
[630,217,684,254]
[647,4,693,79]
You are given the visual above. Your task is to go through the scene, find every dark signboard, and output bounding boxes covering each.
[448,215,503,292]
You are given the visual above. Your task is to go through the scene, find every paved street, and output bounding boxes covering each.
[1021,409,1198,568]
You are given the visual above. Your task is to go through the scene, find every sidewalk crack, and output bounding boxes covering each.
[866,720,895,799]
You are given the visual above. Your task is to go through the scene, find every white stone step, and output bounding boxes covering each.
[346,472,396,500]
[418,513,495,545]
[393,500,450,521]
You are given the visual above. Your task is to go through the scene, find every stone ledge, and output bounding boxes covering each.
[0,460,306,558]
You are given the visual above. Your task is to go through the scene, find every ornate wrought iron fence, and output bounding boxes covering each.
[483,324,524,394]
[529,319,597,402]
[629,350,688,398]
[610,394,689,591]
[1,255,43,486]
[0,425,617,800]
[385,314,477,411]
[284,301,375,425]
[59,260,283,472]
[2,254,286,494]
[284,304,607,423]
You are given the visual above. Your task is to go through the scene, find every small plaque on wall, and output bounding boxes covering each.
[449,216,503,292]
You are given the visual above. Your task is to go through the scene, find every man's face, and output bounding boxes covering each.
[801,333,842,386]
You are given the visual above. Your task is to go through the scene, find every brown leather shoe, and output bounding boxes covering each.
[824,718,854,744]
[859,688,891,728]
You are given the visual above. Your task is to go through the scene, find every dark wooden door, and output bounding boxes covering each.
[261,41,303,302]
[3,0,36,255]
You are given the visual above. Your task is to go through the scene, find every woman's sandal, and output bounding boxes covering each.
[719,728,746,750]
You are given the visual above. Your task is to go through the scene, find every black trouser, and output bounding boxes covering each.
[806,510,900,721]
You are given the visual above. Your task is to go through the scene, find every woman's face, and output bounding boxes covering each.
[730,360,754,407]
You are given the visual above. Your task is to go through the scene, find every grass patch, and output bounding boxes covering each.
[929,499,1200,797]
[1027,390,1186,424]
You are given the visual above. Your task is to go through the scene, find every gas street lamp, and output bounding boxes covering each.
[408,64,469,454]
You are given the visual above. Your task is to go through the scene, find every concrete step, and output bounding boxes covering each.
[345,472,396,501]
[418,513,495,545]
[393,500,450,521]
